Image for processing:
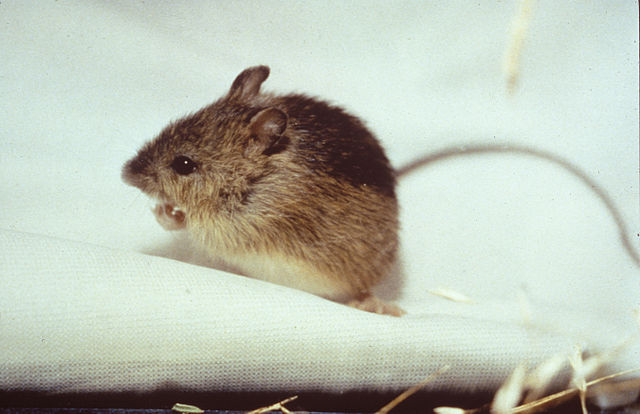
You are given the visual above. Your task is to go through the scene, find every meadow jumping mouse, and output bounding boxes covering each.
[122,66,640,317]
[122,65,403,316]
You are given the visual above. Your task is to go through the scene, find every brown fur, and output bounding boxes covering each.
[123,66,402,315]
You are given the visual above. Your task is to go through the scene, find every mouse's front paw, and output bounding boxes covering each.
[153,203,187,230]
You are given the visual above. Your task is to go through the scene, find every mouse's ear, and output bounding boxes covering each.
[246,107,289,156]
[228,66,270,101]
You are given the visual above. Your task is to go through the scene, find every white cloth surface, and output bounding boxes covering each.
[1,1,638,396]
[0,229,579,393]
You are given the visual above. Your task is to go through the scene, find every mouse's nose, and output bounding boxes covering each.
[121,151,153,187]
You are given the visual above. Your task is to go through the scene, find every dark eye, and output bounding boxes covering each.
[170,155,198,175]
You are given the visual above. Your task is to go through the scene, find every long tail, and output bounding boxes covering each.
[396,143,640,267]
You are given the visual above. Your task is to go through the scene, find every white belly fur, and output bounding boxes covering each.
[221,253,349,302]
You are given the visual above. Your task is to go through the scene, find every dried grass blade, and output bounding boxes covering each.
[376,365,450,414]
[246,395,298,414]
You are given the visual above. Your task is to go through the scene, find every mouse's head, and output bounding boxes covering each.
[122,65,290,223]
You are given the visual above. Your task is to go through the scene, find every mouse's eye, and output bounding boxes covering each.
[170,155,198,175]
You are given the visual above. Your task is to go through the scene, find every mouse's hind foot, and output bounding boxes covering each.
[347,295,405,317]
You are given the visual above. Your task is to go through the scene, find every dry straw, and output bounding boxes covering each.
[433,366,639,414]
[503,0,536,94]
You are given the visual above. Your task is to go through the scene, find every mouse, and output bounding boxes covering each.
[123,65,639,317]
[123,65,404,316]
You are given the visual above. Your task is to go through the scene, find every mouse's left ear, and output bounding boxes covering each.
[228,66,270,101]
[246,107,289,157]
